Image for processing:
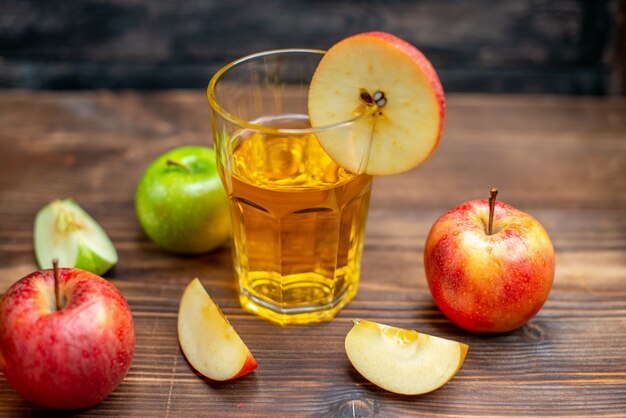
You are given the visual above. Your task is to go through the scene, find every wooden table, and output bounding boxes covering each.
[1,91,625,417]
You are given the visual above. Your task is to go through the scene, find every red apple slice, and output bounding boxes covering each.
[177,278,257,381]
[345,319,468,395]
[309,32,445,175]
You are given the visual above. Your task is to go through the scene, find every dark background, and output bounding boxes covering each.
[0,0,624,95]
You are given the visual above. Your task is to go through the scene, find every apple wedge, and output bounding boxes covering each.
[34,199,118,275]
[178,278,257,381]
[345,319,467,395]
[309,32,445,175]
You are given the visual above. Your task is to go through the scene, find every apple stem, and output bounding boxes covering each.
[52,258,62,311]
[488,188,498,235]
[166,159,191,173]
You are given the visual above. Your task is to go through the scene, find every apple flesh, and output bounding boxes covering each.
[345,319,468,395]
[309,31,445,175]
[178,278,257,381]
[424,196,555,333]
[0,268,135,409]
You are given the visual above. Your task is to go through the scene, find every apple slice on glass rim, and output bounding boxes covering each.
[308,31,445,175]
[345,319,468,395]
[34,199,118,276]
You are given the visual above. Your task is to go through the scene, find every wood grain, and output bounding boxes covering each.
[0,0,617,95]
[0,91,625,416]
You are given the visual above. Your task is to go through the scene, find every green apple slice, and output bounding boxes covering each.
[34,199,118,275]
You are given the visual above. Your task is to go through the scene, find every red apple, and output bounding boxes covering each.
[424,189,555,333]
[0,266,135,409]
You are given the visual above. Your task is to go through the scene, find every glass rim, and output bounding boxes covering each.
[207,48,374,135]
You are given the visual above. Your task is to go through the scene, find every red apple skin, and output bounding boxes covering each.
[424,199,555,333]
[231,352,258,380]
[0,268,135,410]
[354,31,446,151]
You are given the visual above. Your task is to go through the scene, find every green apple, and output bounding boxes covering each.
[34,199,118,275]
[135,146,231,254]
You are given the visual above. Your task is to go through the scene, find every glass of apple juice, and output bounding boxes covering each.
[207,50,374,325]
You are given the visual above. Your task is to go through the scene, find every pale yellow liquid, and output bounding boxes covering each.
[219,116,372,325]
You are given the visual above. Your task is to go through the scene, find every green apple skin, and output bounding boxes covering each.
[135,146,231,254]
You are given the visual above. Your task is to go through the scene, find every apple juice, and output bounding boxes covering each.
[218,115,372,325]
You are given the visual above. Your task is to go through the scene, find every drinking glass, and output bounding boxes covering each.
[207,49,374,325]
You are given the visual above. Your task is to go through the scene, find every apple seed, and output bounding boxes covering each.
[359,90,387,108]
[360,91,373,105]
[373,91,386,107]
